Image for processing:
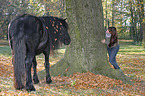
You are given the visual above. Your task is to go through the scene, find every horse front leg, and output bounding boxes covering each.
[25,53,35,91]
[43,51,52,84]
[32,57,39,84]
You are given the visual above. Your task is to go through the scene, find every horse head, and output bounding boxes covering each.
[58,18,71,45]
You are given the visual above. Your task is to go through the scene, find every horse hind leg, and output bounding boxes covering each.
[25,53,35,91]
[32,57,39,84]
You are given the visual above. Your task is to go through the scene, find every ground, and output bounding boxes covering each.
[0,40,145,95]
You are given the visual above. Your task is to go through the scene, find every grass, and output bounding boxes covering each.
[0,40,9,46]
[0,40,145,95]
[0,46,11,56]
[117,40,145,80]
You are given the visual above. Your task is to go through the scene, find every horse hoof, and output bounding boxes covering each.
[34,79,39,84]
[26,85,36,91]
[26,88,36,91]
[15,86,24,90]
[15,84,24,90]
[46,79,52,84]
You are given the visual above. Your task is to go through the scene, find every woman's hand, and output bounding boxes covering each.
[101,39,105,43]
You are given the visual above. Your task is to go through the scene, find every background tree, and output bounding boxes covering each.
[0,0,65,40]
[111,0,115,26]
[102,0,144,44]
[1,0,144,46]
[0,0,10,39]
[138,0,144,47]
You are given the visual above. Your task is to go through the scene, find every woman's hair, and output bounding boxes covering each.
[108,27,118,47]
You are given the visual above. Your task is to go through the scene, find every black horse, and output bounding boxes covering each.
[8,14,71,91]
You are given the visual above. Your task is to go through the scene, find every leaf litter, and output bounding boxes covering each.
[0,51,145,95]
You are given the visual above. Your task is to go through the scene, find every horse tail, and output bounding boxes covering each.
[12,18,26,90]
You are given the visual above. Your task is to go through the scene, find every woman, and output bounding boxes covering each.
[101,27,122,72]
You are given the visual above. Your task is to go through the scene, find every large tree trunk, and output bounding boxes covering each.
[51,0,108,75]
[39,0,130,82]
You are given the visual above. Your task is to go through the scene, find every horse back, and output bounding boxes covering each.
[8,14,48,55]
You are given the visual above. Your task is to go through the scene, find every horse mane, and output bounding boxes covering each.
[39,16,68,51]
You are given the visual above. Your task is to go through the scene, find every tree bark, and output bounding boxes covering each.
[38,0,131,83]
[50,0,108,75]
